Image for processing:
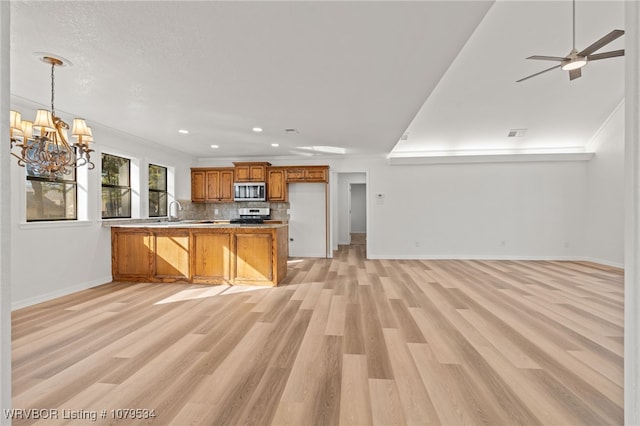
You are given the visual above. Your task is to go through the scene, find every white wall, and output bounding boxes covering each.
[363,158,589,259]
[9,101,193,308]
[350,183,366,234]
[584,104,625,267]
[0,1,12,420]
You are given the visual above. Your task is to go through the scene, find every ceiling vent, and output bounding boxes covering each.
[508,129,527,138]
[284,128,299,134]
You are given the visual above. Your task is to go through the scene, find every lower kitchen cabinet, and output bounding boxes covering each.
[111,230,152,280]
[235,233,273,282]
[191,232,231,283]
[154,231,190,280]
[111,225,288,286]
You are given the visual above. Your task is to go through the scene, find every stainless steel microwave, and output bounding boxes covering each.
[234,182,266,201]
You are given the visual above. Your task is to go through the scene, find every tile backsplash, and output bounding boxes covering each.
[175,200,289,222]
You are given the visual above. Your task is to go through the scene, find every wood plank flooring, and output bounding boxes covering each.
[11,245,624,425]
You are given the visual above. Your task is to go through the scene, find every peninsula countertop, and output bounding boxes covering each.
[108,220,287,229]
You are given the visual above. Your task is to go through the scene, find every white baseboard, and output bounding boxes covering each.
[366,253,624,269]
[12,275,113,311]
[578,257,624,269]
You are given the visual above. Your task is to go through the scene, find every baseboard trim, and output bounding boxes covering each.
[366,253,624,268]
[12,276,113,311]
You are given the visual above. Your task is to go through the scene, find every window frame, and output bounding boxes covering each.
[101,153,132,219]
[148,163,168,218]
[25,171,78,222]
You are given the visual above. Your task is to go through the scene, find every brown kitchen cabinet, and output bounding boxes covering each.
[153,230,190,280]
[233,162,271,182]
[285,166,328,183]
[191,168,234,202]
[111,224,288,286]
[191,232,231,283]
[267,167,287,201]
[111,229,152,280]
[191,170,206,202]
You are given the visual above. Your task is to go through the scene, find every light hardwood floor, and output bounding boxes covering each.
[12,245,623,425]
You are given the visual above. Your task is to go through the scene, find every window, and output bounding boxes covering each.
[148,164,167,217]
[101,153,131,219]
[26,164,77,222]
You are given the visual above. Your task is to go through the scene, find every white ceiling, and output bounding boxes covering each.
[9,1,625,161]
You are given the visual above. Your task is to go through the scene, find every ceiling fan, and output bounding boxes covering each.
[517,0,624,82]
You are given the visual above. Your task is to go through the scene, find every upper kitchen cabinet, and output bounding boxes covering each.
[191,168,234,203]
[267,167,287,202]
[285,166,329,183]
[233,162,271,182]
[191,169,206,202]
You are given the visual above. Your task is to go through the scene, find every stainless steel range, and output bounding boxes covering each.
[230,207,271,224]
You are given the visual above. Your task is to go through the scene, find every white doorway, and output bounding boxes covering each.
[334,172,367,250]
[349,183,366,244]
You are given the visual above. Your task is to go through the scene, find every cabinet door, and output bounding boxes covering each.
[154,232,190,280]
[285,168,305,182]
[267,169,287,201]
[192,232,231,282]
[305,168,327,182]
[234,165,251,182]
[191,170,206,202]
[205,170,220,201]
[235,233,273,282]
[112,230,151,279]
[219,170,234,202]
[249,166,266,181]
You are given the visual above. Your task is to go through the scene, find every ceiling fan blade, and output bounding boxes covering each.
[526,55,568,61]
[516,64,562,82]
[578,29,625,56]
[569,68,582,81]
[587,49,625,61]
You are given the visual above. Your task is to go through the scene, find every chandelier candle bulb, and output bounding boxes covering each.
[20,120,33,139]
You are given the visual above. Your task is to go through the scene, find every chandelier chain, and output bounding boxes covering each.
[50,62,55,115]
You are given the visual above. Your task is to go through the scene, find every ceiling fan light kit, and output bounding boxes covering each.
[517,0,624,82]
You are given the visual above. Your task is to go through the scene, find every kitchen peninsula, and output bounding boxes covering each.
[111,222,288,286]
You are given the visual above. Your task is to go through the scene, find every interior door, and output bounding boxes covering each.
[288,183,326,257]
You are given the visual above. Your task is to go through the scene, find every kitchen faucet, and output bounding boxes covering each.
[168,200,183,222]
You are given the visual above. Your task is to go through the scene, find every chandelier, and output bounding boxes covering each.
[9,55,95,180]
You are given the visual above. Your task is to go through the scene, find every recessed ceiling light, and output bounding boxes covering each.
[271,143,279,147]
[178,129,189,134]
[210,144,219,149]
[252,127,263,133]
